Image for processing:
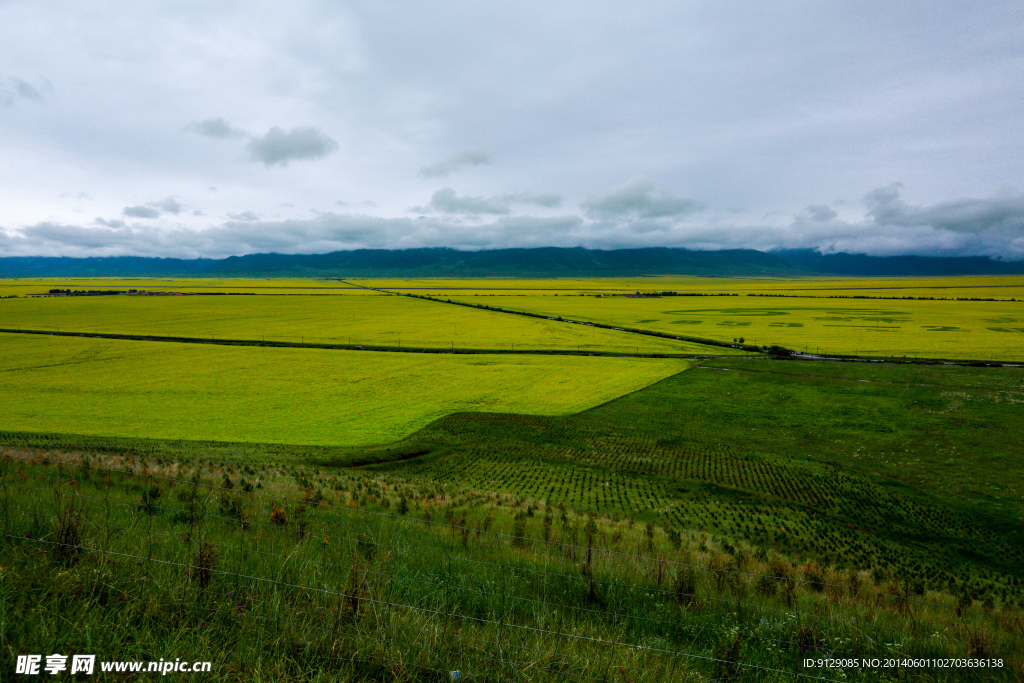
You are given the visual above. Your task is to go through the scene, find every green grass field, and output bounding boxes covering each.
[355,358,1024,591]
[3,356,1022,680]
[2,276,1023,681]
[0,333,689,446]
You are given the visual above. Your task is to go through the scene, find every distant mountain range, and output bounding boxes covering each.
[775,249,1024,276]
[1,247,1023,278]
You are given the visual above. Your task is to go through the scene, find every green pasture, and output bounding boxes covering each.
[445,293,1024,360]
[356,357,1024,600]
[2,349,1023,679]
[0,292,741,355]
[0,333,689,446]
[6,450,1016,682]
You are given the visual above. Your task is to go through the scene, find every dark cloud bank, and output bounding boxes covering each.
[2,183,1023,261]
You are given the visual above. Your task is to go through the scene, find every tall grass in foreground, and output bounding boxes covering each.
[2,451,1020,681]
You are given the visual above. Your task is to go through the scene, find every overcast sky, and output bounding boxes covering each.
[2,1,1023,259]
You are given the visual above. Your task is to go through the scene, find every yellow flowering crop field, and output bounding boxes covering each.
[5,275,1021,358]
[0,277,369,296]
[0,292,744,355]
[0,332,690,446]
[362,274,1024,300]
[444,289,1024,360]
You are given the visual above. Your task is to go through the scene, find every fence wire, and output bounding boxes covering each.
[2,451,1011,620]
[3,451,1019,681]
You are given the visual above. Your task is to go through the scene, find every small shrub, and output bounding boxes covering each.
[965,628,993,659]
[769,560,796,606]
[794,625,824,653]
[674,568,697,606]
[357,532,376,563]
[666,528,682,551]
[192,541,216,589]
[713,629,743,682]
[270,504,288,527]
[219,492,248,530]
[303,487,326,508]
[54,498,83,566]
[138,484,162,515]
[293,505,309,537]
[709,556,728,591]
[512,512,528,549]
[755,572,778,597]
[847,569,862,597]
[803,560,824,592]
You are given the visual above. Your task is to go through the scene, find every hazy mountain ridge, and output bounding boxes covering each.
[1,247,1023,278]
[776,249,1024,276]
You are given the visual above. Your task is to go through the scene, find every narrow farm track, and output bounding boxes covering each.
[0,327,722,359]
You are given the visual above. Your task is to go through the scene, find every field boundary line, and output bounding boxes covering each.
[0,327,720,359]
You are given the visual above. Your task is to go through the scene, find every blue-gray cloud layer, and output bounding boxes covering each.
[3,183,1022,259]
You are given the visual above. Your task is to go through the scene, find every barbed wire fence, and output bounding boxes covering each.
[2,452,1020,681]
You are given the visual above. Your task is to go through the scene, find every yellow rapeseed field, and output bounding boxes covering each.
[362,274,1024,300]
[5,275,1021,358]
[445,291,1024,360]
[0,292,739,355]
[0,333,690,446]
[0,277,366,296]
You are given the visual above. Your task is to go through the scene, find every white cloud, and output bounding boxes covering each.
[184,117,246,140]
[122,205,160,219]
[865,183,1024,235]
[149,197,184,214]
[805,205,837,223]
[246,126,339,167]
[419,148,493,178]
[1,75,46,106]
[582,178,704,219]
[414,188,510,215]
[411,188,564,216]
[226,210,262,221]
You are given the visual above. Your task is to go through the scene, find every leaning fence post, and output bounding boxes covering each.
[146,472,154,577]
